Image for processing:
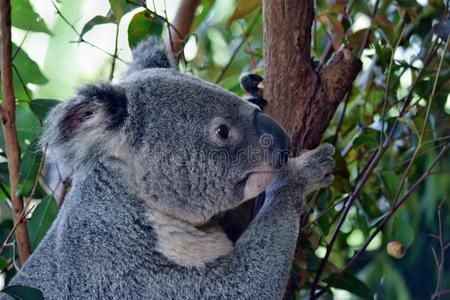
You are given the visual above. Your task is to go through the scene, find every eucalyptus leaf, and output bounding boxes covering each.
[379,170,400,201]
[128,10,164,48]
[19,140,42,198]
[12,44,48,85]
[1,285,44,300]
[108,0,137,22]
[390,217,415,248]
[80,15,116,39]
[11,0,51,34]
[30,99,61,120]
[0,257,7,271]
[395,0,417,7]
[353,135,378,149]
[28,196,58,250]
[16,104,41,148]
[228,0,261,25]
[324,273,372,298]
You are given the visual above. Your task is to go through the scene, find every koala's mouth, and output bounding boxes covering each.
[243,166,280,200]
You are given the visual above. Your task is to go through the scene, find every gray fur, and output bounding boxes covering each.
[124,38,176,77]
[3,38,335,299]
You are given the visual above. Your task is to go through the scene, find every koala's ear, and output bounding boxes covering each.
[125,38,176,76]
[240,73,267,111]
[41,83,128,171]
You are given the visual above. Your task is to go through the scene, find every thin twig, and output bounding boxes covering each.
[50,0,126,63]
[0,205,35,257]
[24,145,47,207]
[109,24,120,81]
[379,24,406,147]
[431,200,448,300]
[12,26,32,61]
[0,0,32,265]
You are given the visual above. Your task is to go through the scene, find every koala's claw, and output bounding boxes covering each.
[289,143,336,195]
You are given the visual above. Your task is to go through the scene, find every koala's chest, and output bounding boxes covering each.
[146,210,233,267]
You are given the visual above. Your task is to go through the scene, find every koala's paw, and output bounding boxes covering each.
[289,143,335,195]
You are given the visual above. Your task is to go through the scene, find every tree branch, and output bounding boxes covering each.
[169,0,200,60]
[0,0,31,265]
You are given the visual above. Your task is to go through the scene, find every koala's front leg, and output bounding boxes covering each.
[202,144,335,299]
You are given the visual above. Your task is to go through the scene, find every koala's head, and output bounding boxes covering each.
[43,39,290,224]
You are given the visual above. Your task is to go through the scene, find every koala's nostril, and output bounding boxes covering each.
[255,113,291,168]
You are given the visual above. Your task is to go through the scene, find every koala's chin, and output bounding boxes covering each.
[243,165,279,200]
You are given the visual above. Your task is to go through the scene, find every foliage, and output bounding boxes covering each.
[0,0,449,299]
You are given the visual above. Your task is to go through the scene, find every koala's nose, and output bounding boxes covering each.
[255,113,291,167]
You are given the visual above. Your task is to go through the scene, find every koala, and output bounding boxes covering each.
[2,38,334,299]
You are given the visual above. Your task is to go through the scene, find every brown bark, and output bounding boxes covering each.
[0,0,31,265]
[263,0,361,153]
[169,0,200,60]
[261,0,361,296]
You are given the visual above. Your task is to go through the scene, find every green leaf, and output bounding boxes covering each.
[228,0,261,25]
[353,135,378,149]
[380,170,400,201]
[12,43,48,85]
[16,104,41,148]
[0,103,42,152]
[192,1,214,31]
[29,99,61,120]
[390,217,415,248]
[395,0,417,7]
[1,285,44,300]
[80,15,116,39]
[28,196,58,250]
[108,0,137,22]
[128,10,164,48]
[0,257,7,270]
[324,272,373,298]
[218,74,241,93]
[11,0,51,34]
[18,140,42,198]
[0,164,10,189]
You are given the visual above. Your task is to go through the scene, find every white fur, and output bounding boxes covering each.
[146,208,233,267]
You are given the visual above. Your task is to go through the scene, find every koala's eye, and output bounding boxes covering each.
[215,124,229,139]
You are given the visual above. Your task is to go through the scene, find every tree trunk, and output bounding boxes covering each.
[263,0,361,153]
[261,0,361,296]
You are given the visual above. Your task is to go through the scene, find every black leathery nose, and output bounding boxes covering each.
[254,112,291,168]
